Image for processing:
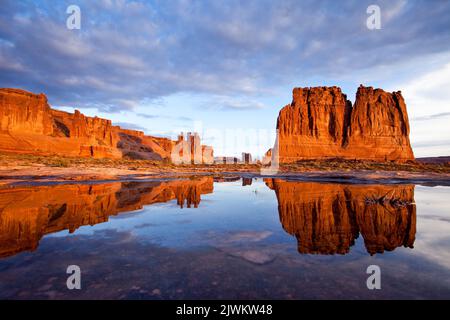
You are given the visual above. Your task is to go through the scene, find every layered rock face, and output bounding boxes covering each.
[171,132,214,164]
[275,85,414,163]
[51,109,121,158]
[277,87,352,161]
[0,88,213,161]
[265,179,416,255]
[0,177,213,258]
[116,128,175,160]
[202,145,214,164]
[262,148,272,165]
[0,89,54,135]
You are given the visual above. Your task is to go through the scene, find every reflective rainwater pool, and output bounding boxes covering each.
[1,177,449,299]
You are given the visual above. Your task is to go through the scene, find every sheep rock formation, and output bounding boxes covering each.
[0,88,213,161]
[275,85,414,163]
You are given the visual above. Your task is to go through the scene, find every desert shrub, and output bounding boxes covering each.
[51,158,70,167]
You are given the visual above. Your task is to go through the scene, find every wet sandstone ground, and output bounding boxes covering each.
[1,152,450,187]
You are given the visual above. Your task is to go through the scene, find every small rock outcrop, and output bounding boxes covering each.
[275,85,414,163]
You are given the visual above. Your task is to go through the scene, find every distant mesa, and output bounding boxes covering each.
[214,156,240,164]
[213,153,254,165]
[266,179,416,255]
[0,88,213,162]
[242,152,252,164]
[270,85,415,163]
[416,156,450,165]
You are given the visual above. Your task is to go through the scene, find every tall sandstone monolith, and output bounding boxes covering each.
[275,85,414,163]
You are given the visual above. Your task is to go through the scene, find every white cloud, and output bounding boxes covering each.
[403,63,450,117]
[1,0,450,157]
[401,63,450,157]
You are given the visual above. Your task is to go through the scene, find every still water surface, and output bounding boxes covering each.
[0,176,449,299]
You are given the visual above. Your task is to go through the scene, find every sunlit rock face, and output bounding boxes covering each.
[0,88,213,161]
[265,179,416,255]
[0,88,54,135]
[0,88,121,158]
[0,177,213,258]
[276,85,414,163]
[277,87,352,162]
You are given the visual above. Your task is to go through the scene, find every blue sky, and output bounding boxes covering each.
[1,0,450,158]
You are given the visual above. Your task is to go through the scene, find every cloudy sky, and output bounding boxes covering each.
[1,0,450,158]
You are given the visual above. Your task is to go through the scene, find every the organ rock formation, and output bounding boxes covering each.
[0,88,213,161]
[275,86,414,163]
[265,179,416,255]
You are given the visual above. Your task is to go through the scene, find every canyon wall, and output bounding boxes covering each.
[265,179,416,255]
[0,88,213,161]
[275,85,414,163]
[0,89,54,135]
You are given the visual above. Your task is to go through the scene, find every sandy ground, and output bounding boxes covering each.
[1,163,450,187]
[0,164,170,185]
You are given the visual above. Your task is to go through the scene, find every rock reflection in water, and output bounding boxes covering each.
[0,177,213,258]
[265,179,416,255]
[0,177,418,260]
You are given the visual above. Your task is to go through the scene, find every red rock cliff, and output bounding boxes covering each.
[0,88,213,161]
[0,88,54,135]
[275,85,414,163]
[345,86,414,161]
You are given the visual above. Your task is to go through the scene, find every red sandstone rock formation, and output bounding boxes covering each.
[265,179,416,255]
[202,145,214,164]
[0,89,54,135]
[345,86,414,161]
[51,109,121,158]
[0,88,214,161]
[116,128,175,160]
[171,132,214,164]
[0,177,213,258]
[262,148,272,165]
[275,85,414,163]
